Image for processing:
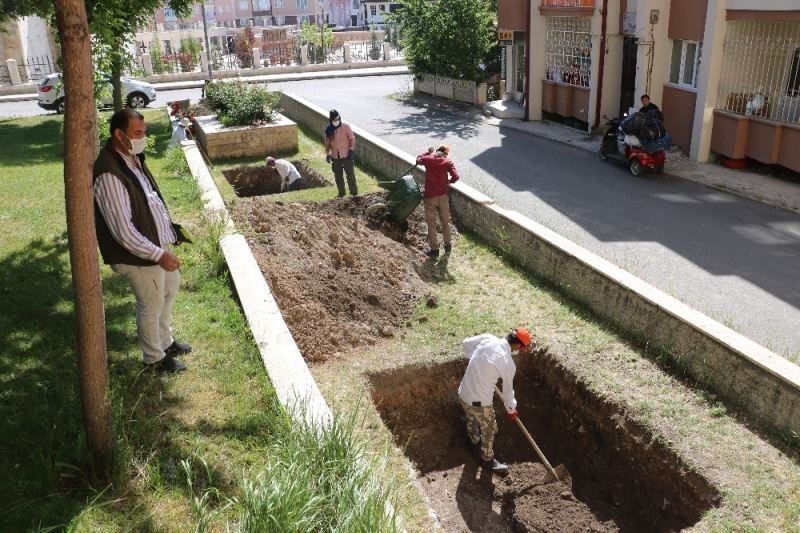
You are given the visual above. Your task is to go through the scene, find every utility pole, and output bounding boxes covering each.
[201,0,213,82]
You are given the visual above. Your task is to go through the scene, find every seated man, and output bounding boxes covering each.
[639,94,664,121]
[266,156,302,192]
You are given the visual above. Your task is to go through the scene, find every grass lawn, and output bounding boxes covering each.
[0,110,399,531]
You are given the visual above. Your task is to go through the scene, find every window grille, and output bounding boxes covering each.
[544,16,591,87]
[541,0,594,6]
[717,20,800,124]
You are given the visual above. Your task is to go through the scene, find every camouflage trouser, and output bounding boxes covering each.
[459,397,497,462]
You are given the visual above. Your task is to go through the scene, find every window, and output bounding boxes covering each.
[370,5,377,16]
[379,4,386,11]
[788,48,800,97]
[353,0,359,8]
[275,15,285,25]
[274,0,283,6]
[254,0,271,10]
[239,1,249,10]
[296,0,308,9]
[544,16,592,88]
[669,39,702,89]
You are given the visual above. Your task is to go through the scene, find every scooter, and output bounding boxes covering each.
[599,116,666,176]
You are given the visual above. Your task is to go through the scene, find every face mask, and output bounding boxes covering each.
[122,131,148,155]
[332,119,341,127]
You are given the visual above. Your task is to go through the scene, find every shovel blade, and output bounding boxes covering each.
[542,464,573,490]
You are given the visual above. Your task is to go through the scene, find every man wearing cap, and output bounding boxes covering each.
[324,109,358,197]
[458,327,531,474]
[266,156,302,192]
[416,145,460,258]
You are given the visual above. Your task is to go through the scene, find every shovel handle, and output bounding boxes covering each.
[494,386,560,481]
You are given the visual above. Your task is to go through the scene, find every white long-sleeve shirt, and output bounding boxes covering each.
[458,334,517,412]
[93,150,175,262]
[274,159,301,190]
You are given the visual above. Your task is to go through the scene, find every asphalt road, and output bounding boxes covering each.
[3,75,798,356]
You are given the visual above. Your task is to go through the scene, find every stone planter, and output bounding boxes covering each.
[193,113,298,161]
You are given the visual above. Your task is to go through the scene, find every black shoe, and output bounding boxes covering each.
[157,354,187,373]
[483,458,509,475]
[444,243,452,253]
[425,248,439,258]
[165,340,192,356]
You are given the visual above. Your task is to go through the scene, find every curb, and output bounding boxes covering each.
[182,140,332,428]
[181,139,407,530]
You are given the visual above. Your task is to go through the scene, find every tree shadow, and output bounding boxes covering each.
[0,116,64,166]
[372,94,483,141]
[0,234,260,530]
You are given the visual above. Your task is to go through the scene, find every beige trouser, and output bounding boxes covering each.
[423,194,452,250]
[111,260,181,364]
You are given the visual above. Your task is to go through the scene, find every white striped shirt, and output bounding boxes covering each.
[93,150,176,263]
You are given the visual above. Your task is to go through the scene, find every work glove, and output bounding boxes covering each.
[326,154,332,164]
[348,149,355,160]
[506,409,519,422]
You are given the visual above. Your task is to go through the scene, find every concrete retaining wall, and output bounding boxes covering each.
[279,92,800,436]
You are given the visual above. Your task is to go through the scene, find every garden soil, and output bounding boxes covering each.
[233,193,455,361]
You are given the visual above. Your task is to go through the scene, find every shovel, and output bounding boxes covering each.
[494,386,573,489]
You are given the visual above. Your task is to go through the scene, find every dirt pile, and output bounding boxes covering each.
[235,194,443,361]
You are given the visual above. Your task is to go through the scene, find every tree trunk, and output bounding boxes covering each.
[111,48,124,112]
[54,0,112,480]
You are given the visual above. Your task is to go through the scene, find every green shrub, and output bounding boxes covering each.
[204,81,281,127]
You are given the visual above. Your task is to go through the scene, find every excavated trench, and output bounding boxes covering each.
[369,354,720,532]
[222,159,330,197]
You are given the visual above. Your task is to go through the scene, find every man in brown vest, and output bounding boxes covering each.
[93,109,189,372]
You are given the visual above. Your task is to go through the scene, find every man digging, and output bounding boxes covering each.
[458,327,531,474]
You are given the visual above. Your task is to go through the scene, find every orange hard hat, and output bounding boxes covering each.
[512,327,531,347]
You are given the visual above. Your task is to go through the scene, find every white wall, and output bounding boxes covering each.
[22,17,55,60]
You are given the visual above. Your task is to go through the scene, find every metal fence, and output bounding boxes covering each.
[717,20,800,124]
[541,0,594,6]
[544,16,592,87]
[132,40,401,76]
[19,55,55,83]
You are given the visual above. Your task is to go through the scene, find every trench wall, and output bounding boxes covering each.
[280,91,800,436]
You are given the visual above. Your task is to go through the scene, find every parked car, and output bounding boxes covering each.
[37,73,157,113]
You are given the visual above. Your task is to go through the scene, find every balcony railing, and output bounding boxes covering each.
[541,0,595,7]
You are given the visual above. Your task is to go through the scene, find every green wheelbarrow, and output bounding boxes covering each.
[365,165,422,228]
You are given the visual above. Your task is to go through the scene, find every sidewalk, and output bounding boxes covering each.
[0,64,410,103]
[402,93,800,215]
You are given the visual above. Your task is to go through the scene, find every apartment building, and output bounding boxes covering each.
[498,0,800,171]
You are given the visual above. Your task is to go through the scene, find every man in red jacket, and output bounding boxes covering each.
[416,145,460,258]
